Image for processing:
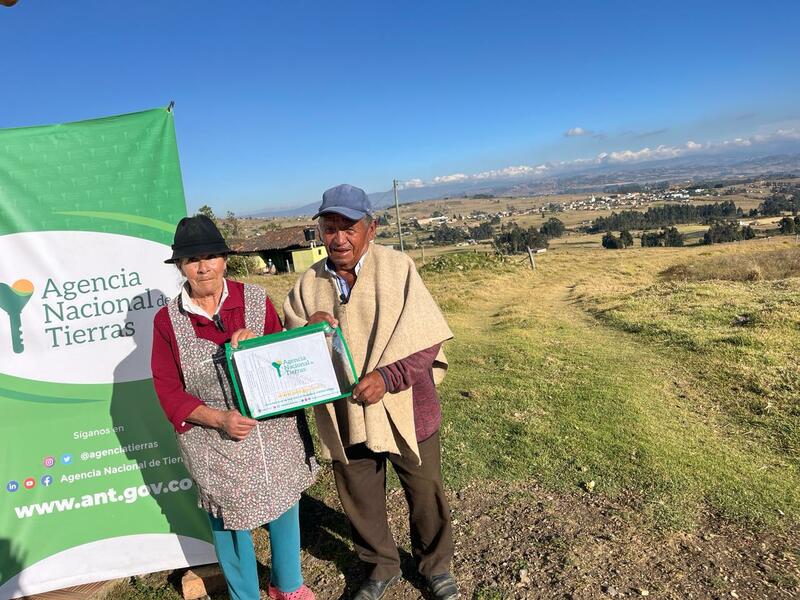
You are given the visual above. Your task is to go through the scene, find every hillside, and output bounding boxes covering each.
[245,153,800,217]
[107,236,800,600]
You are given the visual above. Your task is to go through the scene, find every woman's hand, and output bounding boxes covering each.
[352,371,386,405]
[185,405,257,441]
[229,328,257,348]
[307,311,338,328]
[219,409,258,441]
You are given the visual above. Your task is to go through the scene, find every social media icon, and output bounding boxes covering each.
[40,475,53,487]
[23,478,35,489]
[61,454,72,465]
[6,481,19,492]
[43,456,55,468]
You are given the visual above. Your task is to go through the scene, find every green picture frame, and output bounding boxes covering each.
[225,322,360,419]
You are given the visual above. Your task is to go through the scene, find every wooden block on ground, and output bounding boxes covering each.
[181,564,225,600]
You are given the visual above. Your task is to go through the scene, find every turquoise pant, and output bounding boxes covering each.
[209,502,303,600]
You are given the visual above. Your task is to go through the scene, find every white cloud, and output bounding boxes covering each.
[602,144,685,163]
[473,164,549,179]
[722,128,800,148]
[398,178,425,190]
[565,127,593,137]
[432,173,469,184]
[774,128,800,139]
[403,126,800,190]
[597,138,720,163]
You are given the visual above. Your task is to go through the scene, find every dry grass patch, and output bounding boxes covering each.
[661,246,800,282]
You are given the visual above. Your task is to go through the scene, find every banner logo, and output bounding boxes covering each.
[0,279,34,354]
[271,360,284,378]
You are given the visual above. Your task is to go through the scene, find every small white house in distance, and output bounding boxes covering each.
[415,216,449,227]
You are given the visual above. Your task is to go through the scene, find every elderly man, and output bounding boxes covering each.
[283,184,459,600]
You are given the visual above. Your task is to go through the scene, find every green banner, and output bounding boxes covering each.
[0,108,216,598]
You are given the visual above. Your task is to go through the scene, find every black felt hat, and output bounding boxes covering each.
[165,215,232,264]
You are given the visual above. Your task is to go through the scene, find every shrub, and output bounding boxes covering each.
[602,232,624,249]
[419,252,513,274]
[226,255,263,277]
[703,221,745,244]
[641,231,662,247]
[779,217,796,235]
[494,224,548,254]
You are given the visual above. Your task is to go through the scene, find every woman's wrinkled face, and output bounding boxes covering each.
[179,254,227,297]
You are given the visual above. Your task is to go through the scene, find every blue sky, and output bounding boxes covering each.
[2,1,799,213]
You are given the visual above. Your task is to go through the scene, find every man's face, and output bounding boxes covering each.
[318,213,376,271]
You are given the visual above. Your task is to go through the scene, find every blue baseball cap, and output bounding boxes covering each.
[313,184,374,221]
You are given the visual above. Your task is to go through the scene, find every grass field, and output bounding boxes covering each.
[418,237,800,529]
[106,234,800,599]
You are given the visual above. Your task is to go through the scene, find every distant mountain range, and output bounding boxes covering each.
[246,149,800,218]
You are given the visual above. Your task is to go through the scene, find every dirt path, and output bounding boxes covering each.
[289,479,799,599]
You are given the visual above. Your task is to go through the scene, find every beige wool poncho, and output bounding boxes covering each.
[283,243,453,465]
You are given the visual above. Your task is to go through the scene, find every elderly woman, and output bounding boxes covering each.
[151,215,318,600]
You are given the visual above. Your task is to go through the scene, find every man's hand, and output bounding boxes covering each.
[352,371,386,405]
[229,328,257,348]
[219,409,258,441]
[307,311,338,328]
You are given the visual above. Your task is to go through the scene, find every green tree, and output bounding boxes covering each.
[640,231,662,247]
[663,227,684,247]
[431,224,467,245]
[540,217,566,238]
[494,223,548,254]
[468,222,494,240]
[703,221,744,244]
[221,211,239,238]
[779,216,796,235]
[195,205,216,220]
[590,200,739,233]
[619,230,634,248]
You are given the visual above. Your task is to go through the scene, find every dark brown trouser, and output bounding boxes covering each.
[332,431,454,581]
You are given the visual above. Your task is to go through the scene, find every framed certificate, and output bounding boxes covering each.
[225,322,359,419]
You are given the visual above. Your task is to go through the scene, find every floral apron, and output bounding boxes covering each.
[167,284,318,530]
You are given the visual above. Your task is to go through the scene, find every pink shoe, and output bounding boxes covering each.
[267,583,315,600]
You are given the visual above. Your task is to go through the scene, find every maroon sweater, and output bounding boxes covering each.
[152,280,442,441]
[378,344,443,442]
[151,280,282,433]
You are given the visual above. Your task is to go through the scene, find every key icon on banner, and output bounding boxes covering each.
[0,279,34,353]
